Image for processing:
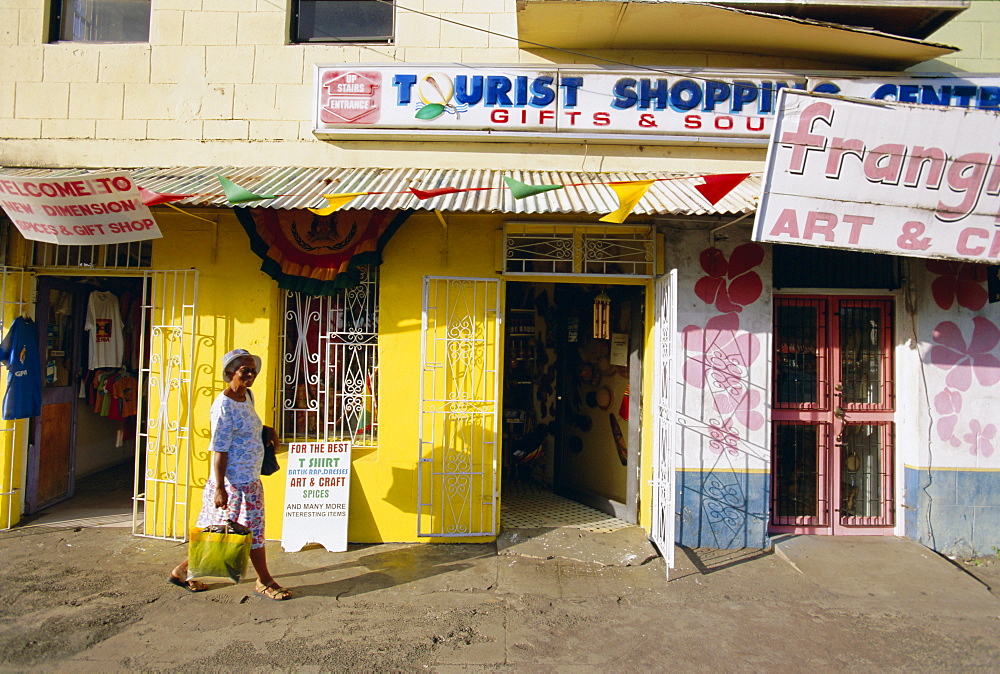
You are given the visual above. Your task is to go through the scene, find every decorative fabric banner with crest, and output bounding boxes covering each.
[234,208,414,294]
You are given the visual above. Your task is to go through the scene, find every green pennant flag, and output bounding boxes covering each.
[503,176,564,199]
[218,175,277,204]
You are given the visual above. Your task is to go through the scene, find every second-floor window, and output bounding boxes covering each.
[292,0,394,43]
[49,0,151,42]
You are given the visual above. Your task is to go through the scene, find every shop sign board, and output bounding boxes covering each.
[313,65,1000,145]
[754,89,1000,263]
[0,171,162,245]
[281,440,352,553]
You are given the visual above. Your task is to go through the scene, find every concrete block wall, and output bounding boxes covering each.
[3,0,984,171]
[0,0,531,151]
[912,1,1000,73]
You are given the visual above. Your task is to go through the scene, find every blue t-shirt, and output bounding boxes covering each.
[0,317,41,421]
[208,391,264,486]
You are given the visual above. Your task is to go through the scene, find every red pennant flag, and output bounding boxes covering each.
[694,173,751,205]
[409,186,492,199]
[138,186,192,206]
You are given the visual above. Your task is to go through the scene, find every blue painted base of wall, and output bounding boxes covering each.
[676,470,770,549]
[904,466,1000,557]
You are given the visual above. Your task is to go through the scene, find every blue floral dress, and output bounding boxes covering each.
[196,391,266,548]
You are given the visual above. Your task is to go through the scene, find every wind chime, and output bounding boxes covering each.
[593,289,611,340]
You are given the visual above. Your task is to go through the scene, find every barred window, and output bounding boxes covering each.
[292,0,394,43]
[49,0,151,42]
[280,267,379,446]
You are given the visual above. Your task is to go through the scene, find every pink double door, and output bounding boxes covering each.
[770,296,896,535]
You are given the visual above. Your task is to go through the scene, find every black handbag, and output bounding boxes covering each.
[248,390,280,476]
[261,425,279,476]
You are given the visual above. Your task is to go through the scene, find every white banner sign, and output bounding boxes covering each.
[314,65,1000,144]
[754,89,1000,263]
[0,171,162,245]
[281,441,352,553]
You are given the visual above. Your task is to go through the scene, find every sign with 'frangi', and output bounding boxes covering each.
[754,89,1000,264]
[0,171,162,245]
[281,441,352,553]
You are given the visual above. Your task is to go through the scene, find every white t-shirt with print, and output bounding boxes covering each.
[85,290,124,369]
[209,391,264,486]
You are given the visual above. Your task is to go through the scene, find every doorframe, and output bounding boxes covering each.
[25,276,88,514]
[768,290,901,536]
[0,265,32,529]
[499,277,648,525]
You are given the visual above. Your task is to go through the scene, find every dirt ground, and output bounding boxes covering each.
[1,524,999,672]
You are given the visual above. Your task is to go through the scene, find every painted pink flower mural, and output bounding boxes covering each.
[926,259,988,311]
[684,243,767,457]
[715,388,765,431]
[963,419,996,458]
[694,244,764,314]
[933,388,963,447]
[929,317,1000,392]
[682,312,761,397]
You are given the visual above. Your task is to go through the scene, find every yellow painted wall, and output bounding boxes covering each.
[356,211,500,543]
[0,207,662,542]
[147,207,283,538]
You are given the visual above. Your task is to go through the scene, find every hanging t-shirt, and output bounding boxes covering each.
[85,290,124,369]
[0,316,41,420]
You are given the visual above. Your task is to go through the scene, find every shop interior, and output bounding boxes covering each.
[501,281,644,530]
[25,275,143,522]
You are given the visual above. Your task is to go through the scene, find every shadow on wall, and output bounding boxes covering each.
[676,448,770,550]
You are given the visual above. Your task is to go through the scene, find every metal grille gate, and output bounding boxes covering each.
[417,277,501,537]
[133,270,198,540]
[651,269,678,575]
[280,267,379,445]
[0,266,30,529]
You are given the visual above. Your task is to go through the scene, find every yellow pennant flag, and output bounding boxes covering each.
[308,192,368,216]
[599,180,655,224]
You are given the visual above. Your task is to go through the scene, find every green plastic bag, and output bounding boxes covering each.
[187,524,251,584]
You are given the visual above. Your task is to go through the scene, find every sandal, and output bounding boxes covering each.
[168,575,207,592]
[255,580,292,601]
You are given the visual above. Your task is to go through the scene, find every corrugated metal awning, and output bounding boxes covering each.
[0,166,759,217]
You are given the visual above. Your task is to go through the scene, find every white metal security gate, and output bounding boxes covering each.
[279,267,380,446]
[651,269,679,576]
[417,277,501,537]
[133,270,198,540]
[0,266,30,529]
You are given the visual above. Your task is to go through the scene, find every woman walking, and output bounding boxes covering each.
[169,348,291,600]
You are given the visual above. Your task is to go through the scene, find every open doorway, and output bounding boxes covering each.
[501,281,644,529]
[24,275,144,526]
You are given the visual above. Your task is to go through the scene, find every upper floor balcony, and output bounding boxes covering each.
[515,0,966,69]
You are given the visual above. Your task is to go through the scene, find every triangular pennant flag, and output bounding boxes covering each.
[409,186,492,200]
[308,192,367,216]
[694,173,751,205]
[411,186,462,199]
[503,176,564,199]
[138,186,191,206]
[600,180,655,224]
[218,175,277,205]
